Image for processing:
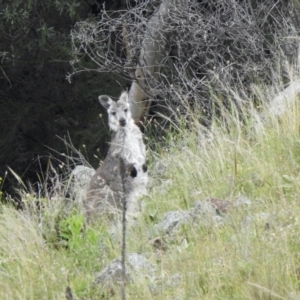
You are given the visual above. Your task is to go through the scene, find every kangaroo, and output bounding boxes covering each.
[85,91,148,222]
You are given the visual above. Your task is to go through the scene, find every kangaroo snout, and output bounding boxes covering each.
[119,118,126,127]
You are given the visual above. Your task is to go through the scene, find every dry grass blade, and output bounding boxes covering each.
[7,166,27,190]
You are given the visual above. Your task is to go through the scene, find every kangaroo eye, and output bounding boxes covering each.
[124,109,128,113]
[111,112,116,116]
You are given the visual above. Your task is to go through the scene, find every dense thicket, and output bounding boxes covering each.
[71,0,300,124]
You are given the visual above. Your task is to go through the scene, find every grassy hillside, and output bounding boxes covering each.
[1,75,300,299]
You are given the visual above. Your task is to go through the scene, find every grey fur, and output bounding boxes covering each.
[84,91,148,222]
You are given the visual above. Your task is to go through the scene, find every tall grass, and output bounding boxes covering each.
[0,205,67,299]
[1,76,300,299]
[142,82,300,299]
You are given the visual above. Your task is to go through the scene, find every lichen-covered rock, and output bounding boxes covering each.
[154,200,225,236]
[242,212,274,231]
[94,258,131,288]
[154,210,191,235]
[191,201,224,226]
[94,253,157,292]
[127,252,157,280]
[69,165,95,205]
[234,195,252,207]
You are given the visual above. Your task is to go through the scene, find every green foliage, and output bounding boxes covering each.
[54,0,81,19]
[57,211,110,259]
[59,212,85,250]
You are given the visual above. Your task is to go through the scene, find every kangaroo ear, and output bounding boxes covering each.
[119,91,129,103]
[99,95,113,109]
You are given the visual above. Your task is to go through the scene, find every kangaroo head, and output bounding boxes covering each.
[99,91,133,131]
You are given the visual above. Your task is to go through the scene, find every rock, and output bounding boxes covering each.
[69,165,95,205]
[191,200,220,216]
[190,201,224,226]
[72,165,96,181]
[94,253,157,292]
[165,273,183,288]
[150,272,194,297]
[242,212,274,230]
[127,253,157,280]
[154,210,191,235]
[93,258,131,293]
[149,273,183,296]
[154,200,225,236]
[234,195,252,207]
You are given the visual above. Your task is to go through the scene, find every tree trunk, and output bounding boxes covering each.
[129,0,178,121]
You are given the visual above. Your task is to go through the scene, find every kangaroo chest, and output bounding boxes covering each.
[110,126,145,165]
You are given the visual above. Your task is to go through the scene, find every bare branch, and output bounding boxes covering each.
[69,0,300,124]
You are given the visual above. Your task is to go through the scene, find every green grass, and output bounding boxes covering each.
[2,78,300,299]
